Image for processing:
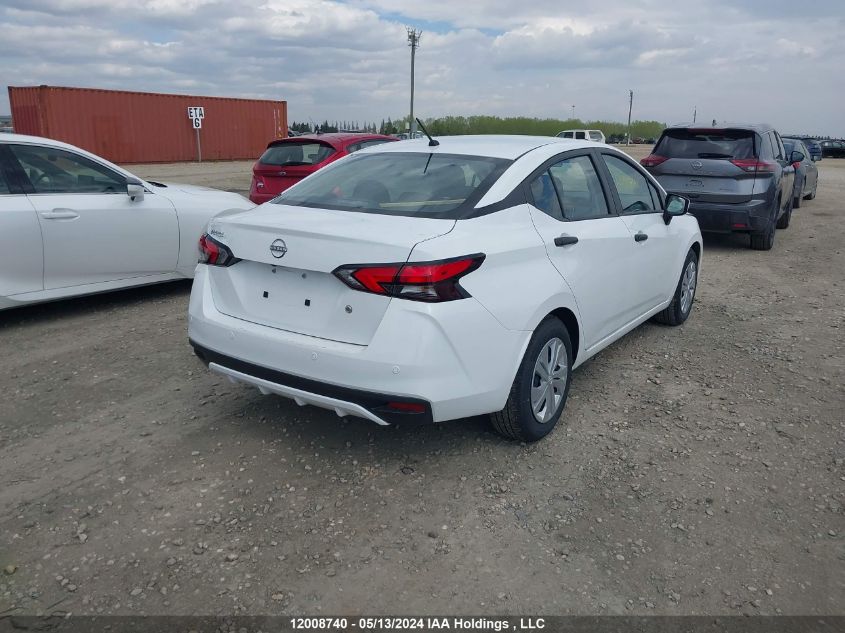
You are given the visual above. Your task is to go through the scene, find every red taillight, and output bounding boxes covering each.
[640,154,668,168]
[198,233,239,267]
[333,254,485,303]
[730,159,776,173]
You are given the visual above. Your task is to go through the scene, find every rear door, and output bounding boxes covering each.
[648,128,760,204]
[525,152,638,348]
[253,140,337,194]
[9,143,179,290]
[0,145,43,298]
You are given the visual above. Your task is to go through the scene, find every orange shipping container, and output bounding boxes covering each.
[8,85,287,164]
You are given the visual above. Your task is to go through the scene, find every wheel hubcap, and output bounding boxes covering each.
[531,337,567,424]
[680,260,697,314]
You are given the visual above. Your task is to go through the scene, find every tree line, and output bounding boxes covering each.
[290,115,667,140]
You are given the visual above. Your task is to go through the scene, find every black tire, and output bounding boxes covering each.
[652,249,698,326]
[776,195,793,229]
[490,318,573,442]
[751,199,778,250]
[792,176,803,209]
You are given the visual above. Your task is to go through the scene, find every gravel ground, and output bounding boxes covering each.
[0,147,843,617]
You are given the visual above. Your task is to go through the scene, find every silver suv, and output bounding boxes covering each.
[641,124,799,250]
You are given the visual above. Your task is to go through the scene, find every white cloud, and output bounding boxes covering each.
[0,0,843,136]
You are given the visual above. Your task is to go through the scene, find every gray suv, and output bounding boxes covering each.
[641,124,799,250]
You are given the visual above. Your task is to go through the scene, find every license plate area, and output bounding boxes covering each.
[210,261,391,346]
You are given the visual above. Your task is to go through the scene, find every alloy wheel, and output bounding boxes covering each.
[531,337,568,423]
[680,260,697,315]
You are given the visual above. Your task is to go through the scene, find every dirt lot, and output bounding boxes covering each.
[1,147,843,617]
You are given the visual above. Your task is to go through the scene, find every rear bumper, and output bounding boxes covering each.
[677,197,771,234]
[187,265,530,424]
[191,342,433,425]
[248,191,276,205]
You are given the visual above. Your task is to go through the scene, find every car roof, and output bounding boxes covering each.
[0,132,87,151]
[665,123,776,133]
[357,134,603,160]
[0,132,144,184]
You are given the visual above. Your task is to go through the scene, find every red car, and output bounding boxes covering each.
[249,133,398,204]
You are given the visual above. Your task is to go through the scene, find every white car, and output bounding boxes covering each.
[0,133,253,310]
[556,129,606,143]
[188,135,702,441]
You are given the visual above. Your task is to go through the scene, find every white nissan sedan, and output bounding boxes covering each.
[188,135,702,441]
[0,134,253,310]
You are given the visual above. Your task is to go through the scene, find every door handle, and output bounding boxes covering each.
[554,235,579,247]
[634,232,649,242]
[40,209,80,220]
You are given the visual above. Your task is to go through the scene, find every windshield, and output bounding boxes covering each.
[274,152,511,218]
[655,129,757,159]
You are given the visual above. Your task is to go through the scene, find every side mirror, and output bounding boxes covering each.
[126,177,145,202]
[663,193,690,225]
[790,151,805,164]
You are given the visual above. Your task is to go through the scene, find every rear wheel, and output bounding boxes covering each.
[490,318,573,442]
[776,195,793,229]
[652,249,698,326]
[751,199,778,250]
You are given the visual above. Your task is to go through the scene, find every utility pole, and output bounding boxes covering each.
[693,105,697,124]
[626,89,633,146]
[407,28,421,136]
[571,104,575,120]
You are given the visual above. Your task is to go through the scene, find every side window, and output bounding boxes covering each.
[647,181,663,210]
[602,154,660,214]
[575,131,586,140]
[529,170,564,220]
[562,132,574,139]
[548,155,609,220]
[769,133,783,160]
[757,134,773,159]
[10,144,125,194]
[0,167,10,194]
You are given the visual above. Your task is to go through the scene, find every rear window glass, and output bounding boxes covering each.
[0,168,9,193]
[274,152,511,218]
[588,131,603,141]
[259,142,335,166]
[655,129,756,159]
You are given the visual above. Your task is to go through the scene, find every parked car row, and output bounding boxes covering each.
[0,121,825,441]
[640,124,819,250]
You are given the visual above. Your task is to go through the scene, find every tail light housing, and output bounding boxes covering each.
[640,154,668,168]
[198,233,240,267]
[730,159,776,173]
[333,254,485,303]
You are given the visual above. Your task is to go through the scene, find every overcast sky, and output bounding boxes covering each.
[2,0,844,135]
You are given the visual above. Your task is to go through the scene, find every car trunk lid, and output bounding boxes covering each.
[253,139,338,194]
[206,205,455,345]
[648,128,762,204]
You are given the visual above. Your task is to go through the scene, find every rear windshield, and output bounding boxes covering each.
[655,129,756,159]
[259,141,335,166]
[273,152,511,218]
